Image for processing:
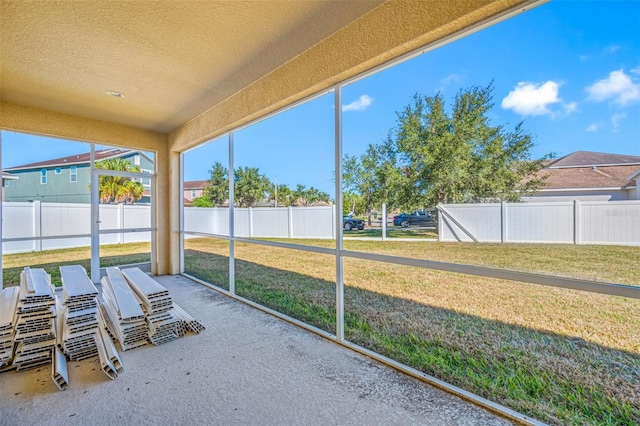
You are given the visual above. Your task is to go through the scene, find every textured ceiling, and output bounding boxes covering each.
[0,1,385,133]
[1,0,542,151]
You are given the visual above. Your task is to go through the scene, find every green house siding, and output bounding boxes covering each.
[5,153,154,204]
[5,165,91,203]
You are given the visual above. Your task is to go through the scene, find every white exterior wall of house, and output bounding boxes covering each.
[184,188,204,202]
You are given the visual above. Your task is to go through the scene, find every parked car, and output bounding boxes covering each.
[392,210,436,228]
[343,215,365,231]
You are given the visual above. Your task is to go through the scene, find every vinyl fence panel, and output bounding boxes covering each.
[2,202,36,253]
[1,202,155,254]
[251,208,289,238]
[183,206,334,239]
[505,202,574,243]
[291,206,335,239]
[184,207,229,236]
[438,204,502,242]
[580,201,640,245]
[439,201,640,246]
[123,205,151,243]
[98,204,120,245]
[41,203,92,250]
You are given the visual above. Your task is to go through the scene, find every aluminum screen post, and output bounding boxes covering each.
[228,132,235,295]
[90,145,100,283]
[334,87,344,342]
[0,132,3,290]
[179,153,185,274]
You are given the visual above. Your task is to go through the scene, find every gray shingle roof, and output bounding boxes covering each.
[549,151,640,168]
[183,180,209,190]
[4,148,138,171]
[538,165,639,189]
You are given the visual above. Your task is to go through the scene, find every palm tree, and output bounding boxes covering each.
[93,158,145,204]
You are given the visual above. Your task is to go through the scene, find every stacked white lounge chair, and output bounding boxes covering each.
[12,268,57,371]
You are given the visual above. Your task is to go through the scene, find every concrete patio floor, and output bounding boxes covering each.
[0,275,512,425]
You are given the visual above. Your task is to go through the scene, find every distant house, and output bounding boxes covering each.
[2,173,19,201]
[525,151,640,202]
[4,148,154,203]
[183,180,209,206]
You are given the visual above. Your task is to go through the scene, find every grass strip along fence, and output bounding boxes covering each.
[4,239,638,425]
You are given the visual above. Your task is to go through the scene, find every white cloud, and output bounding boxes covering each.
[501,81,562,116]
[605,45,620,54]
[562,102,578,115]
[441,73,461,86]
[611,112,627,131]
[342,95,373,112]
[631,67,640,75]
[436,73,463,93]
[586,70,640,106]
[586,123,599,132]
[580,46,620,62]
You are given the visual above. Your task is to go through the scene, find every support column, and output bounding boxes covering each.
[164,146,180,275]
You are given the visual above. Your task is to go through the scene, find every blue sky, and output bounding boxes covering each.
[3,0,639,196]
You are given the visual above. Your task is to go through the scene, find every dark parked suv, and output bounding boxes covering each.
[392,210,436,228]
[343,215,365,231]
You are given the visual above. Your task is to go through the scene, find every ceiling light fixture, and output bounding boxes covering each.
[106,90,125,98]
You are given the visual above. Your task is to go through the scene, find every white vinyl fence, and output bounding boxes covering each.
[184,205,336,239]
[438,201,640,246]
[4,201,638,254]
[2,203,336,254]
[2,201,152,254]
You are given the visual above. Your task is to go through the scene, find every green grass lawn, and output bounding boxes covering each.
[4,239,639,425]
[2,242,151,287]
[344,227,438,239]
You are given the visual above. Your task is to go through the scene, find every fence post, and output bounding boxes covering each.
[248,207,253,237]
[437,205,443,241]
[34,200,42,252]
[117,203,124,244]
[501,202,507,243]
[288,206,293,238]
[382,203,387,242]
[574,200,581,244]
[331,205,336,240]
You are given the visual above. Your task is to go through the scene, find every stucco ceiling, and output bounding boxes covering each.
[1,1,385,133]
[1,0,541,150]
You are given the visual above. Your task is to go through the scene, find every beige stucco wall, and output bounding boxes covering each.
[169,0,537,154]
[0,101,172,275]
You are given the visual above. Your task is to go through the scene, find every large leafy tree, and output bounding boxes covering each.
[94,158,145,204]
[346,84,549,210]
[343,137,404,220]
[269,184,296,207]
[234,166,272,207]
[292,184,331,206]
[194,162,229,207]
